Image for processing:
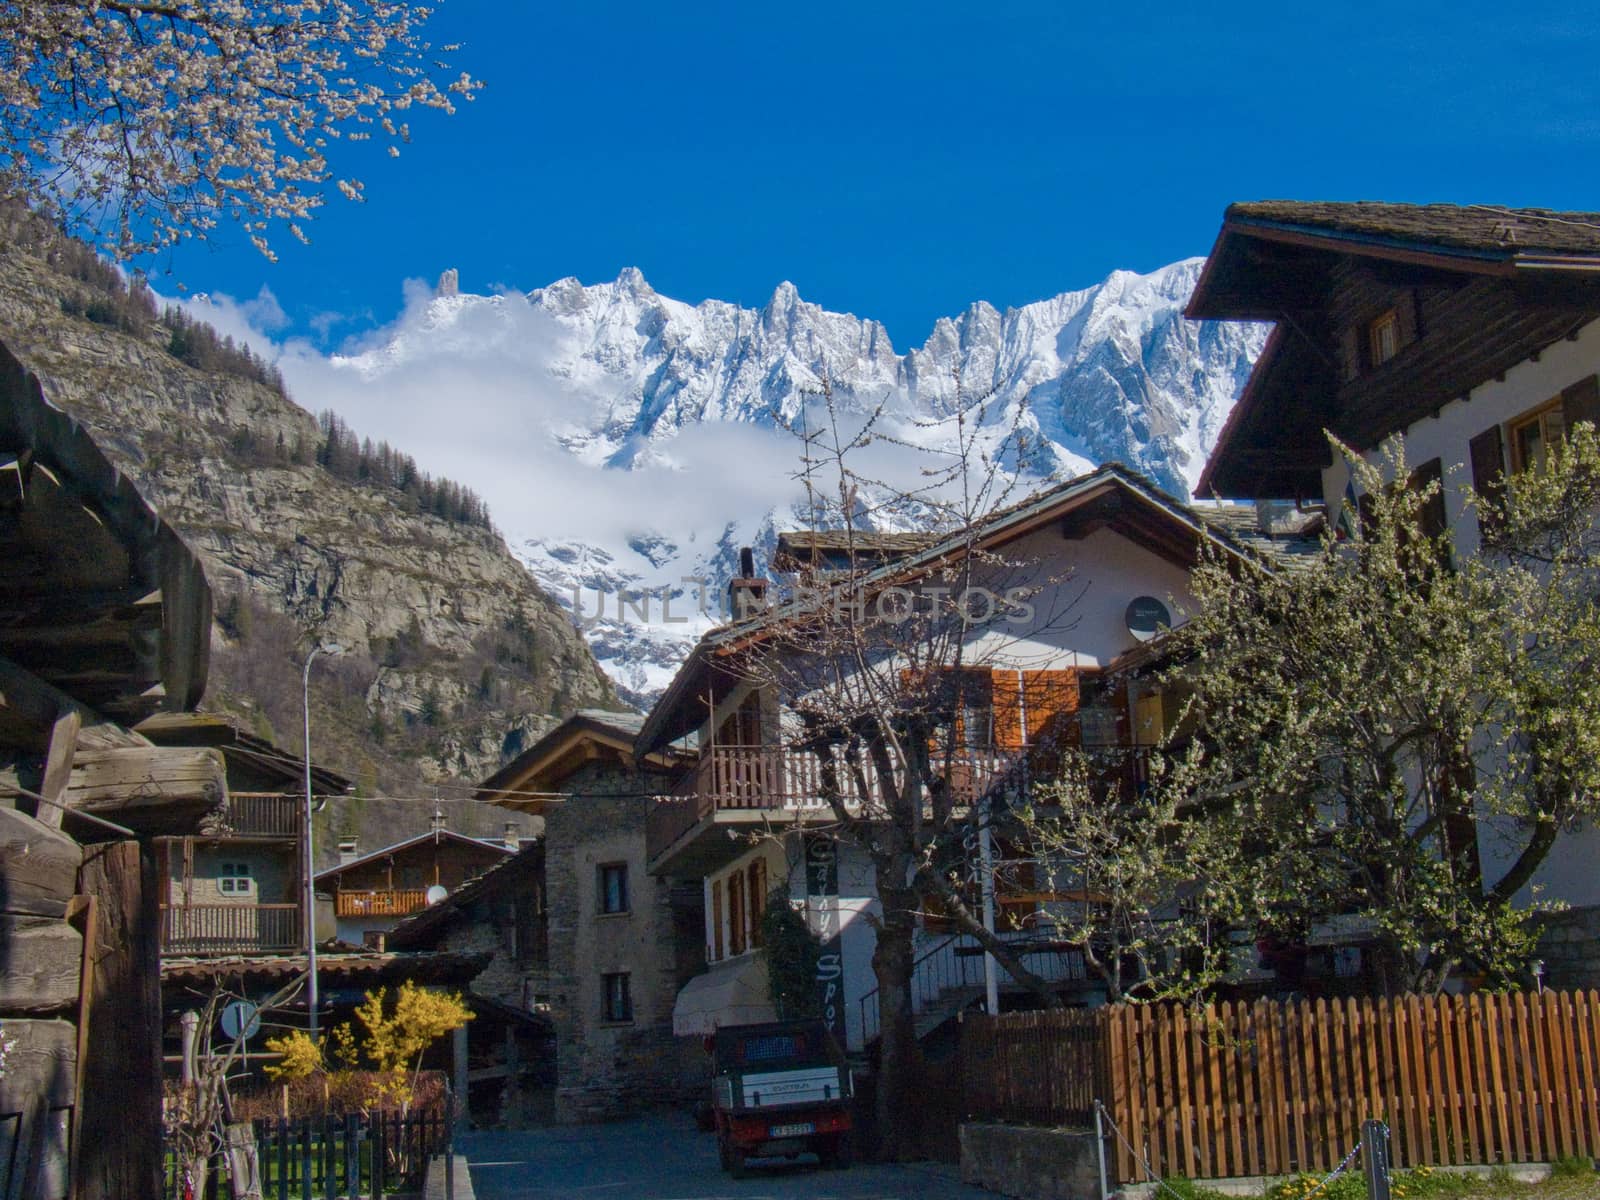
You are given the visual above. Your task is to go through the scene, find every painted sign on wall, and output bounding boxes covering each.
[803,835,847,1045]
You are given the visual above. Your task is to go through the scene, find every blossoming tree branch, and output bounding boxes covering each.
[0,0,480,259]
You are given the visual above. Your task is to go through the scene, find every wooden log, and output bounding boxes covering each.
[66,745,227,837]
[0,1017,76,1111]
[34,709,80,829]
[74,840,162,1200]
[0,805,83,917]
[0,914,81,1013]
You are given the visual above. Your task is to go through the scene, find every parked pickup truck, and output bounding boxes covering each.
[710,1019,853,1177]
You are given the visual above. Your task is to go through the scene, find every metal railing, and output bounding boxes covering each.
[160,903,301,955]
[334,889,428,918]
[858,929,1089,1044]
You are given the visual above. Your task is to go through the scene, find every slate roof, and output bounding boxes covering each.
[1192,503,1325,573]
[775,530,938,557]
[1226,201,1600,258]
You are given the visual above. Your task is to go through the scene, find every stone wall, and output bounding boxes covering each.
[1536,904,1600,991]
[959,1123,1105,1200]
[545,763,706,1122]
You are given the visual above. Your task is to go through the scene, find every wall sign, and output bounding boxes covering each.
[803,835,847,1045]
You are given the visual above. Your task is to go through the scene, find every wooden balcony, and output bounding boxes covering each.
[161,903,301,956]
[644,741,1159,876]
[645,744,1010,875]
[222,793,302,838]
[334,888,429,918]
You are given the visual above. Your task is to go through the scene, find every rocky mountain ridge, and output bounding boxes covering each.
[328,258,1268,704]
[0,210,619,851]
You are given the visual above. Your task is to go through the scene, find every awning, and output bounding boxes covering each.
[672,955,777,1037]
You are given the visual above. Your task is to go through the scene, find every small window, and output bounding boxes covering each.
[218,862,252,895]
[1509,400,1566,474]
[1368,310,1400,367]
[601,972,633,1023]
[598,863,629,914]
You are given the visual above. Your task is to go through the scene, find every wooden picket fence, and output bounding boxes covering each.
[960,990,1600,1183]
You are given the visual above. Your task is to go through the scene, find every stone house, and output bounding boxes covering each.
[475,710,707,1122]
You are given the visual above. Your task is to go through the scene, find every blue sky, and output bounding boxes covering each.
[156,0,1600,349]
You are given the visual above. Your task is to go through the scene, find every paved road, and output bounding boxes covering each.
[459,1113,1005,1199]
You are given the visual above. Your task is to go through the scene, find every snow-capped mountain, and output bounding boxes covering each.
[329,259,1267,708]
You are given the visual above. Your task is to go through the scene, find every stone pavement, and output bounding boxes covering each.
[459,1112,1007,1199]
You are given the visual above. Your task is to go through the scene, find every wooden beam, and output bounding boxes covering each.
[0,805,84,917]
[75,840,163,1200]
[0,653,146,753]
[36,708,81,829]
[0,913,82,1013]
[65,745,228,838]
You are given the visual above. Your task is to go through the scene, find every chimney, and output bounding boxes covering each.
[503,821,521,851]
[728,546,768,620]
[338,836,360,865]
[431,806,446,835]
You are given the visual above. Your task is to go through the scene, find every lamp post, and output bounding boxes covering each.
[303,641,342,1040]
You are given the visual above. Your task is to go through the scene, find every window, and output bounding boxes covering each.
[1508,400,1566,474]
[1367,309,1400,367]
[218,862,251,895]
[597,863,629,914]
[601,972,633,1023]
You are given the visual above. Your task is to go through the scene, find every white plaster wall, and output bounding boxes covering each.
[1320,316,1600,560]
[1319,315,1600,911]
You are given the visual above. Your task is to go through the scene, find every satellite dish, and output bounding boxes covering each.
[425,884,449,906]
[1125,596,1172,643]
[220,1000,261,1042]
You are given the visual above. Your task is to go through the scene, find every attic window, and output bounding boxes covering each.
[1368,310,1400,367]
[1509,399,1566,474]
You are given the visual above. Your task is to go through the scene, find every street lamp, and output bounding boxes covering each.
[303,641,343,1040]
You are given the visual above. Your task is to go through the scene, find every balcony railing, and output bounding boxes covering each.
[161,903,301,956]
[645,741,1159,867]
[221,793,302,838]
[646,744,1010,866]
[334,889,429,918]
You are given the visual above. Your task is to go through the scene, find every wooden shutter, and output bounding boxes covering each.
[992,670,1024,751]
[1022,669,1080,747]
[1395,290,1422,348]
[1468,424,1505,534]
[1410,457,1447,542]
[747,859,768,947]
[728,870,746,955]
[1560,374,1600,432]
[1338,325,1362,383]
[711,879,724,961]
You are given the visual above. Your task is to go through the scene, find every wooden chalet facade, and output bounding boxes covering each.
[1191,200,1600,977]
[315,825,516,947]
[136,712,352,958]
[0,339,221,1199]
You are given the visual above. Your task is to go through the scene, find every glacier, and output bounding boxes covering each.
[327,258,1267,708]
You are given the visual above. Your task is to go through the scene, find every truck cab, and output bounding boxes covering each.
[709,1019,853,1176]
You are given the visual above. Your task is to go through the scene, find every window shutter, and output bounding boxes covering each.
[992,670,1024,751]
[711,879,724,961]
[1560,374,1600,431]
[1468,425,1505,533]
[1395,290,1422,348]
[728,870,746,955]
[1339,326,1362,383]
[1410,457,1447,542]
[1021,669,1079,746]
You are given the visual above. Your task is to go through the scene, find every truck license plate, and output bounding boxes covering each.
[769,1122,814,1137]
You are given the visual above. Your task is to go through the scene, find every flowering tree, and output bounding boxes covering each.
[0,1,480,259]
[1121,431,1600,996]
